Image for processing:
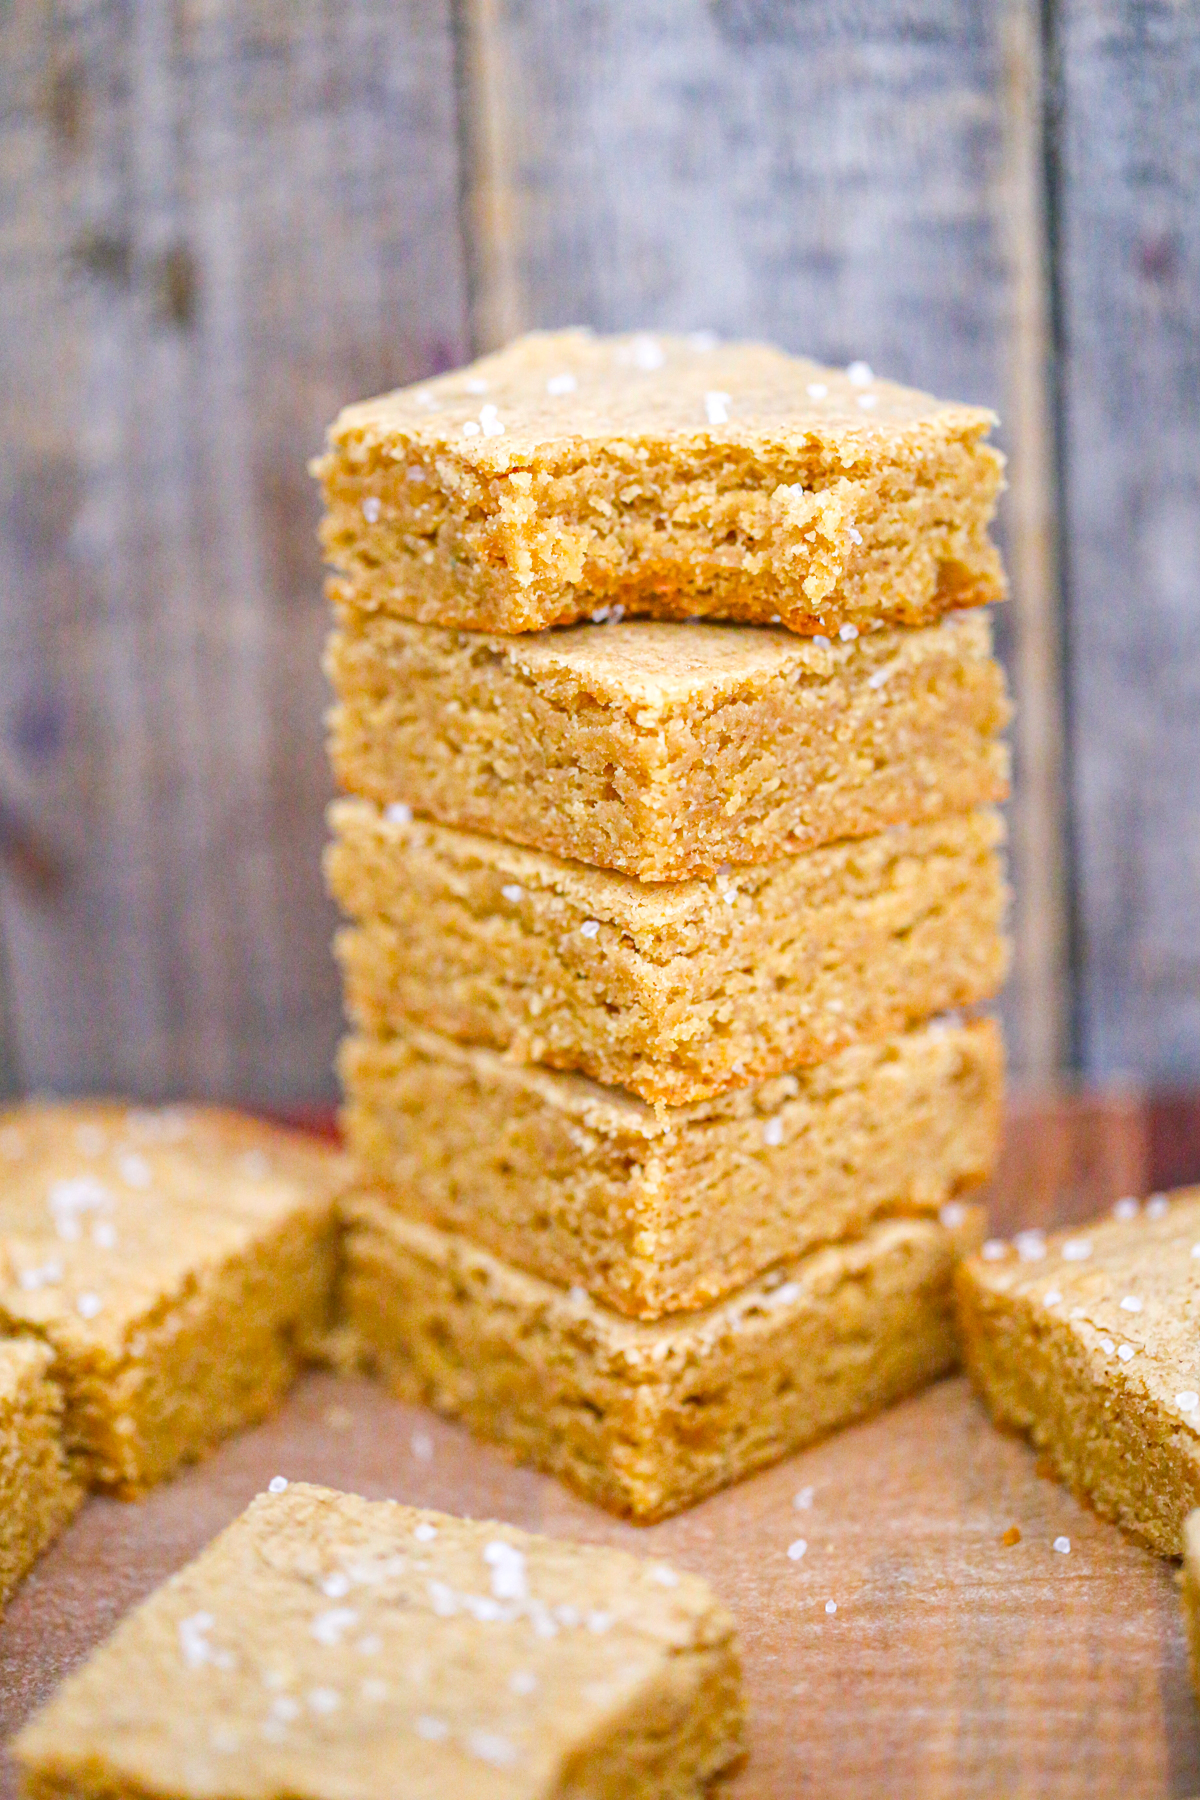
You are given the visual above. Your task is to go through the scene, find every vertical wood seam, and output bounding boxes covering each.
[1040,0,1083,1072]
[450,0,525,353]
[1000,0,1072,1079]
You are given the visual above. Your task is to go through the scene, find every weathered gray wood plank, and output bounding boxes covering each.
[0,0,468,1100]
[1055,0,1200,1080]
[454,0,1069,1078]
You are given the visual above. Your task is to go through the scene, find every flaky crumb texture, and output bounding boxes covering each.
[315,329,1005,636]
[326,606,1010,879]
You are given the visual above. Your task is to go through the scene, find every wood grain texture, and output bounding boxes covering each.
[0,1097,1192,1800]
[0,0,468,1102]
[0,1376,1194,1799]
[1054,1,1200,1082]
[452,0,1067,1080]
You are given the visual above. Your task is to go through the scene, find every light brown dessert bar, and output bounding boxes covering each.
[344,1199,982,1521]
[314,329,1005,637]
[957,1189,1200,1557]
[326,605,1010,880]
[0,1102,345,1496]
[13,1482,742,1800]
[0,1337,80,1612]
[327,800,1008,1106]
[342,1016,1002,1320]
[1183,1512,1200,1699]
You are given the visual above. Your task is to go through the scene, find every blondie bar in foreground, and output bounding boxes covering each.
[315,329,1005,636]
[0,1337,80,1611]
[327,605,1010,880]
[0,1103,344,1494]
[345,1199,981,1520]
[13,1483,742,1800]
[957,1190,1200,1556]
[342,1017,1001,1319]
[328,801,1008,1106]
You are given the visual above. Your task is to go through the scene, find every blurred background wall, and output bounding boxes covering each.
[0,0,1197,1105]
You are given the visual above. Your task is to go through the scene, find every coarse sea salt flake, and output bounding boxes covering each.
[580,919,600,939]
[1120,1295,1143,1312]
[385,802,412,827]
[806,382,828,400]
[501,884,523,903]
[1113,1196,1139,1221]
[788,1539,807,1560]
[981,1240,1007,1261]
[704,390,731,425]
[1053,1536,1071,1554]
[468,1731,518,1768]
[1061,1238,1092,1262]
[847,362,873,386]
[1177,1391,1200,1413]
[762,1116,784,1147]
[546,372,577,395]
[361,496,381,523]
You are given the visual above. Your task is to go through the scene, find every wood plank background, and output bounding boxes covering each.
[0,0,1197,1100]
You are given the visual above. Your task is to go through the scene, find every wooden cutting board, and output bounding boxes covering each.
[1,1093,1196,1798]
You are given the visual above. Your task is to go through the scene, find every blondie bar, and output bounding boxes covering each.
[314,329,1005,636]
[0,1103,344,1494]
[341,1016,1001,1319]
[957,1190,1200,1556]
[13,1482,742,1800]
[0,1337,80,1611]
[327,801,1008,1106]
[345,1199,982,1521]
[327,605,1010,879]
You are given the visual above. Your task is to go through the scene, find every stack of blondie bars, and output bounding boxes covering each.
[316,330,1011,1521]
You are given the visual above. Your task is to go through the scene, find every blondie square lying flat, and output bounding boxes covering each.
[13,1482,742,1800]
[328,801,1008,1106]
[326,605,1010,880]
[342,1016,1002,1320]
[957,1190,1200,1557]
[0,1103,344,1495]
[345,1200,981,1521]
[314,329,1005,637]
[0,1337,80,1612]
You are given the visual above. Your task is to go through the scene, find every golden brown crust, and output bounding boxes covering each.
[313,330,1005,637]
[326,606,1011,879]
[13,1483,743,1800]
